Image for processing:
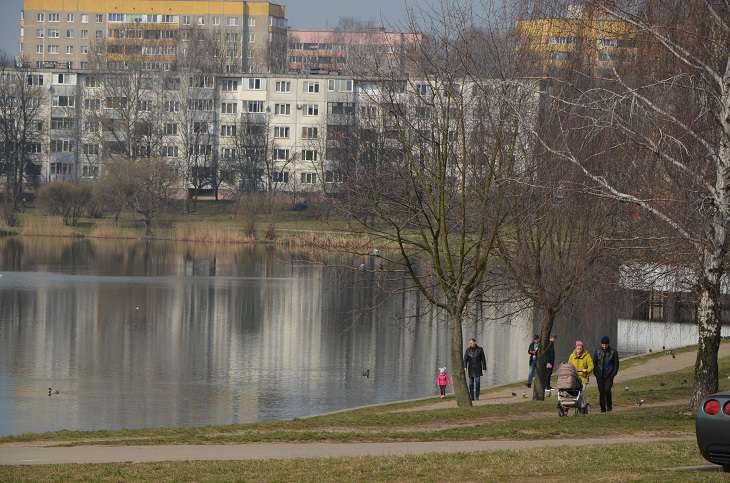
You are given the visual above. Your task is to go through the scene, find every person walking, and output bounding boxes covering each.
[568,340,594,390]
[544,334,557,390]
[463,338,487,401]
[435,367,452,399]
[526,334,540,388]
[593,336,620,413]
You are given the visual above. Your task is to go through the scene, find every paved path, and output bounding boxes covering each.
[394,344,730,412]
[0,435,693,466]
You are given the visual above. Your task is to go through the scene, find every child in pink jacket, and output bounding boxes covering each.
[436,367,452,398]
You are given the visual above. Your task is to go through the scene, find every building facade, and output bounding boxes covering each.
[287,28,421,74]
[19,0,288,73]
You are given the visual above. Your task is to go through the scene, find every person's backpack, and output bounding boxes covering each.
[556,362,578,390]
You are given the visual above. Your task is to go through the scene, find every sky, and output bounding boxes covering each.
[0,0,409,56]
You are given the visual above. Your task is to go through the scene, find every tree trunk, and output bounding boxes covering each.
[533,309,556,401]
[449,309,472,407]
[690,247,724,409]
[143,217,153,237]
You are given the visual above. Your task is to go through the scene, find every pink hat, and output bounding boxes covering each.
[575,340,584,348]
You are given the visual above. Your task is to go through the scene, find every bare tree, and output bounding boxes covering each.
[339,6,540,405]
[531,0,730,407]
[0,54,44,222]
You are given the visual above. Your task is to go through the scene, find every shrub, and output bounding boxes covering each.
[36,182,92,226]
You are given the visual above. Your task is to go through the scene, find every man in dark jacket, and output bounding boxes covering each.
[463,338,487,401]
[543,334,556,390]
[527,335,540,388]
[593,335,620,412]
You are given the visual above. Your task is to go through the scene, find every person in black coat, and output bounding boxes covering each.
[543,334,556,390]
[463,338,487,401]
[593,335,620,412]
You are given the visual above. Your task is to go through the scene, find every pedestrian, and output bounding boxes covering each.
[544,334,557,390]
[435,367,451,399]
[527,334,540,388]
[593,336,620,413]
[463,338,487,401]
[568,340,594,391]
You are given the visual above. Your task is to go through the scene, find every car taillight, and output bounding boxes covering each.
[704,399,721,415]
[724,401,730,416]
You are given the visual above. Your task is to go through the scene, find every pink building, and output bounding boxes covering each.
[287,28,421,74]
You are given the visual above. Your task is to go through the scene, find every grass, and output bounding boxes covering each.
[1,440,726,482]
[5,351,729,447]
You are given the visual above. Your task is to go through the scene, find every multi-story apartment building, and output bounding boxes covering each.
[2,67,538,196]
[517,4,637,74]
[287,28,421,74]
[19,0,288,73]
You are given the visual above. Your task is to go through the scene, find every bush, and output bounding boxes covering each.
[36,182,92,226]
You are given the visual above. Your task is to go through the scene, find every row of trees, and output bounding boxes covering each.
[330,0,730,408]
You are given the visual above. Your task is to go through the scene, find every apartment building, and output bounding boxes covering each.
[287,28,421,74]
[19,0,288,73]
[517,4,637,74]
[5,67,538,195]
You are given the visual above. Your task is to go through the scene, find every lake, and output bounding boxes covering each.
[0,237,596,436]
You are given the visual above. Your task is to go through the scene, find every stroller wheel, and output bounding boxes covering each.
[557,406,566,417]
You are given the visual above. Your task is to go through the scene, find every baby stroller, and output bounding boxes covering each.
[555,363,590,416]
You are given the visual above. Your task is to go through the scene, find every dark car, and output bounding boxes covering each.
[696,391,730,472]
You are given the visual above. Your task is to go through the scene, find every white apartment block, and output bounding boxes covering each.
[4,69,539,195]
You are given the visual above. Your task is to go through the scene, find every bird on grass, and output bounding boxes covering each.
[47,387,60,396]
[511,392,517,397]
[624,386,630,391]
[634,399,646,407]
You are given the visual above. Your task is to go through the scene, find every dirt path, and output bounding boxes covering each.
[0,435,693,466]
[393,344,730,413]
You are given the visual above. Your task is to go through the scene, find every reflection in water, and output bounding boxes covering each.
[0,238,532,436]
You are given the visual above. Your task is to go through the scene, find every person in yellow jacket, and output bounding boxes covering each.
[568,340,594,386]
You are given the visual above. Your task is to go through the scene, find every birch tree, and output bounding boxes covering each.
[536,0,730,407]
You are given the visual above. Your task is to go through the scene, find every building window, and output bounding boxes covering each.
[344,80,354,92]
[104,96,127,109]
[164,123,178,136]
[47,45,59,54]
[249,32,255,42]
[50,139,75,153]
[325,171,343,183]
[328,79,336,91]
[51,117,75,130]
[301,127,318,139]
[80,45,89,54]
[304,81,320,94]
[275,80,290,92]
[27,74,44,86]
[197,16,205,25]
[550,51,569,61]
[36,29,44,38]
[48,13,60,22]
[248,17,256,27]
[598,52,611,62]
[598,38,618,48]
[301,150,318,161]
[246,100,264,113]
[27,143,42,154]
[220,124,236,137]
[273,148,289,160]
[274,103,290,115]
[647,291,666,322]
[48,29,60,38]
[222,79,238,91]
[108,13,124,22]
[273,126,289,138]
[548,35,576,45]
[82,165,99,178]
[96,30,103,40]
[272,171,289,183]
[36,44,43,54]
[80,61,89,69]
[221,102,238,114]
[81,14,88,23]
[83,98,101,110]
[67,13,74,22]
[66,29,75,38]
[248,78,262,90]
[212,16,220,26]
[82,143,99,155]
[81,29,88,39]
[161,145,179,157]
[96,14,104,23]
[300,172,317,183]
[65,45,74,54]
[305,104,319,116]
[227,16,239,26]
[181,15,191,25]
[37,13,44,22]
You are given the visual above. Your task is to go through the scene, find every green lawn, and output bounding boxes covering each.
[5,352,728,447]
[0,441,725,482]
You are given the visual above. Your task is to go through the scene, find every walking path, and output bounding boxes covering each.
[0,435,693,466]
[393,343,730,412]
